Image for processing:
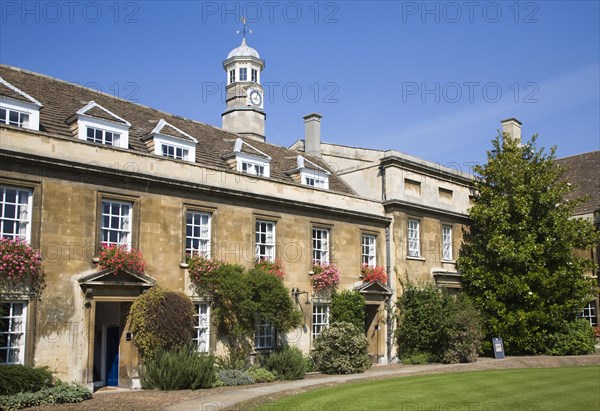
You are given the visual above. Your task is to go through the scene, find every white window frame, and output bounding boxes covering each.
[251,68,258,83]
[153,134,196,163]
[255,220,275,262]
[239,67,248,81]
[0,79,42,131]
[77,116,129,149]
[161,143,189,160]
[100,199,132,248]
[0,301,27,364]
[442,225,453,261]
[186,211,211,257]
[192,302,210,352]
[407,219,420,258]
[254,316,275,350]
[235,153,270,177]
[229,69,235,84]
[0,107,30,128]
[0,185,32,243]
[580,301,598,327]
[312,303,329,340]
[362,235,376,267]
[86,125,120,146]
[301,170,328,189]
[312,228,330,264]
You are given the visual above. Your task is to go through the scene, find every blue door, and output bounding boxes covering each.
[105,326,120,386]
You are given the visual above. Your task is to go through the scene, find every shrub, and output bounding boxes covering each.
[330,290,365,331]
[400,353,432,365]
[141,343,216,390]
[361,264,387,284]
[217,369,254,386]
[312,322,371,374]
[261,346,306,380]
[304,355,316,373]
[247,366,276,383]
[0,365,54,396]
[0,382,91,411]
[310,263,340,292]
[216,351,252,371]
[0,238,45,295]
[254,258,285,279]
[546,319,596,356]
[98,244,145,275]
[129,286,195,359]
[442,296,483,364]
[395,284,482,364]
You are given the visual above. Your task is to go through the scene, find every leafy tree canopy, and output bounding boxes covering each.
[458,133,599,354]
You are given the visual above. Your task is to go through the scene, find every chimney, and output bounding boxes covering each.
[501,118,522,143]
[303,113,322,158]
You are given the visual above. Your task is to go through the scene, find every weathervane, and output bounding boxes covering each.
[236,16,252,39]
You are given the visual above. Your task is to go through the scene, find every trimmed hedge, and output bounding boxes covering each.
[129,286,195,359]
[0,365,54,396]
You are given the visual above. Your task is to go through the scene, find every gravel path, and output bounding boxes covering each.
[25,354,599,411]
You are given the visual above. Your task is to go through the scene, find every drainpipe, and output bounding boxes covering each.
[385,224,393,363]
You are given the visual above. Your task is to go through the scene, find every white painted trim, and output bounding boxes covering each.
[153,134,196,163]
[233,138,271,160]
[0,96,41,131]
[77,101,131,126]
[77,116,130,149]
[0,77,42,106]
[151,119,198,143]
[236,152,271,177]
[297,156,330,174]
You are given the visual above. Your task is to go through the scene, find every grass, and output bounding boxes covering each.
[253,366,600,411]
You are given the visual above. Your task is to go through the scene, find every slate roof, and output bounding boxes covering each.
[556,151,600,216]
[0,65,354,195]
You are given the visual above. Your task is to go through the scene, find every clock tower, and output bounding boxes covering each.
[222,33,266,142]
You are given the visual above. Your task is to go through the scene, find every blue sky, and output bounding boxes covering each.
[1,1,598,170]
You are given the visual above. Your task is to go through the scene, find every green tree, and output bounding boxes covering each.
[458,133,599,354]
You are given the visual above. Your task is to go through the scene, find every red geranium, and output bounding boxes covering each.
[361,264,388,284]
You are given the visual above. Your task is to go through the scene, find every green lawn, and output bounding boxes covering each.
[253,366,600,411]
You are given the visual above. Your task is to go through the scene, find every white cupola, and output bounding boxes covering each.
[222,31,266,142]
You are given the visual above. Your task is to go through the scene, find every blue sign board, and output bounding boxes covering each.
[492,337,505,359]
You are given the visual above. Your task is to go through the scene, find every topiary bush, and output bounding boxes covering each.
[217,369,255,386]
[129,286,195,359]
[141,343,216,390]
[0,382,91,411]
[0,365,54,396]
[312,322,371,374]
[330,290,365,331]
[546,319,596,355]
[260,346,306,380]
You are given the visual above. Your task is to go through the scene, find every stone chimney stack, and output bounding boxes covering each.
[304,113,322,158]
[501,118,522,143]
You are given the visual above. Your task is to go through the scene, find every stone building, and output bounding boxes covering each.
[0,38,394,388]
[556,151,600,329]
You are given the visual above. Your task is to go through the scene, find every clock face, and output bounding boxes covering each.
[249,89,262,107]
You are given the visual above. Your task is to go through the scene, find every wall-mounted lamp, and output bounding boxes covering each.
[84,289,93,309]
[291,287,310,305]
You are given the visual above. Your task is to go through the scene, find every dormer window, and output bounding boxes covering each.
[71,101,130,149]
[286,156,330,190]
[143,119,197,163]
[0,77,42,131]
[239,67,247,81]
[0,108,29,128]
[222,138,271,178]
[86,126,120,146]
[161,144,189,160]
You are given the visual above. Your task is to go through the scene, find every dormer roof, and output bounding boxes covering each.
[0,77,42,106]
[73,101,131,126]
[146,119,198,143]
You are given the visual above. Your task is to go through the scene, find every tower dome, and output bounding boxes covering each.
[227,38,260,59]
